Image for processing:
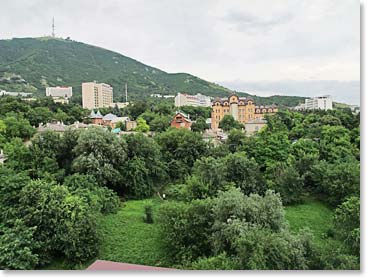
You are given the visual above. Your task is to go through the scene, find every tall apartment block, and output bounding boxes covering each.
[82,81,113,109]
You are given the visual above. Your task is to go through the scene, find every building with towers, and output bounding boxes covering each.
[211,93,278,130]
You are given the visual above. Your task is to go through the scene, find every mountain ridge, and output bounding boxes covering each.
[0,37,305,106]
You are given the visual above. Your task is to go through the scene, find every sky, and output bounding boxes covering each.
[0,0,360,104]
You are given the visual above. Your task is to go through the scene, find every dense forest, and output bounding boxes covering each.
[0,37,305,106]
[0,96,360,270]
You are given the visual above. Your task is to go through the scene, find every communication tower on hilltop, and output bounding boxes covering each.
[52,17,55,38]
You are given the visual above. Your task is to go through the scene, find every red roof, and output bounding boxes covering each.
[86,260,175,271]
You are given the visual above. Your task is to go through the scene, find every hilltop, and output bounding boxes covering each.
[0,37,305,106]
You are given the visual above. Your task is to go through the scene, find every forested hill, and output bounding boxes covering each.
[0,37,305,106]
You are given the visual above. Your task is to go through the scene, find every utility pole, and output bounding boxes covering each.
[52,17,55,38]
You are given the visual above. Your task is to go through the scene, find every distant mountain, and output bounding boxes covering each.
[0,37,305,106]
[219,80,360,105]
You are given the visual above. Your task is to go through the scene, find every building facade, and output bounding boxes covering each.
[211,94,278,130]
[174,93,211,107]
[304,95,333,110]
[171,111,192,130]
[46,86,73,98]
[244,118,267,135]
[82,81,113,109]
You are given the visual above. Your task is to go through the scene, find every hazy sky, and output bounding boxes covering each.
[0,0,360,102]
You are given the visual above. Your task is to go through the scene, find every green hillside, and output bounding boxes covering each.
[0,37,230,100]
[0,37,305,106]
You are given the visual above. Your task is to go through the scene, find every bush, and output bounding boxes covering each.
[190,253,240,270]
[144,205,154,224]
[157,199,214,263]
[334,197,360,255]
[0,220,39,270]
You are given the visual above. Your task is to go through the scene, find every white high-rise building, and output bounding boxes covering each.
[304,95,333,110]
[174,93,211,107]
[82,81,113,109]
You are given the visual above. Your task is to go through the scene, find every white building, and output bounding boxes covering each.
[0,90,32,97]
[304,95,333,110]
[82,81,113,109]
[174,93,211,107]
[46,86,73,98]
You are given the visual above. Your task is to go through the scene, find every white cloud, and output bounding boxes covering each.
[0,0,360,85]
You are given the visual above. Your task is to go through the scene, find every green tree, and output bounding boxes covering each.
[191,117,208,133]
[135,117,150,133]
[157,199,214,264]
[219,115,243,131]
[149,114,170,132]
[3,115,35,140]
[265,162,304,204]
[27,107,53,126]
[334,197,360,255]
[124,134,167,198]
[0,220,39,270]
[72,127,127,191]
[155,128,208,181]
[223,152,265,195]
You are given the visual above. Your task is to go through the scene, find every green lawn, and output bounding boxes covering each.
[45,198,336,269]
[96,198,167,267]
[285,199,334,246]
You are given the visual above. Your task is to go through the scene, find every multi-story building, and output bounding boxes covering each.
[82,81,113,109]
[46,86,73,104]
[174,93,211,107]
[211,93,278,130]
[304,95,333,110]
[46,86,73,98]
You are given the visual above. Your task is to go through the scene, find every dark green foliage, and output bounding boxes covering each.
[124,133,167,198]
[0,220,39,270]
[219,115,243,131]
[231,223,312,270]
[63,173,120,214]
[155,128,208,181]
[2,115,35,141]
[226,129,247,152]
[18,180,100,265]
[27,107,53,126]
[265,162,304,205]
[334,197,360,255]
[309,160,359,206]
[157,199,214,264]
[149,114,171,132]
[190,253,240,270]
[179,106,211,121]
[3,138,32,171]
[144,205,154,224]
[222,152,266,195]
[72,127,127,190]
[191,117,208,133]
[0,167,31,222]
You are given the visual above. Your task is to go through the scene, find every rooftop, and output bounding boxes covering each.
[86,260,174,271]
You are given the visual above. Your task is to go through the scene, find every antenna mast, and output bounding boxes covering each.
[52,17,55,38]
[125,82,128,102]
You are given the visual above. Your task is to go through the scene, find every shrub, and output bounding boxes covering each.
[144,205,154,224]
[157,199,214,263]
[190,253,240,270]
